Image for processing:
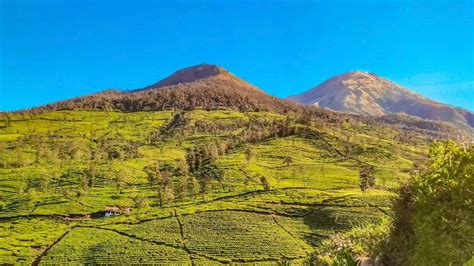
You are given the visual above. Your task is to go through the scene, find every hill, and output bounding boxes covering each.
[287,71,474,129]
[28,64,297,114]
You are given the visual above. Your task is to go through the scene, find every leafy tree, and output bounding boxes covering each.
[283,156,292,168]
[144,163,162,188]
[164,186,175,203]
[176,175,188,201]
[132,194,149,210]
[383,141,473,265]
[26,188,38,210]
[80,173,89,191]
[177,158,189,176]
[75,188,83,202]
[359,166,375,192]
[259,176,271,190]
[189,176,200,200]
[5,116,11,128]
[84,165,97,188]
[156,170,173,207]
[38,169,51,192]
[113,168,128,194]
[217,170,227,190]
[245,145,256,162]
[0,142,6,168]
[208,143,219,160]
[199,173,211,197]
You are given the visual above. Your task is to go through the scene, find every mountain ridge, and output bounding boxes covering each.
[7,64,469,137]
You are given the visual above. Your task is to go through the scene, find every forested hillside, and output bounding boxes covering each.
[0,107,446,264]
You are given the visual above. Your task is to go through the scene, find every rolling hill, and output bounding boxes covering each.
[287,71,474,129]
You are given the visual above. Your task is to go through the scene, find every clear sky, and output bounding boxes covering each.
[1,0,473,111]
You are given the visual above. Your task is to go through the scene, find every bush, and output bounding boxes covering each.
[311,219,390,264]
[383,140,474,265]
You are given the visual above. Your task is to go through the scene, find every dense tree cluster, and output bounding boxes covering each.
[22,79,298,114]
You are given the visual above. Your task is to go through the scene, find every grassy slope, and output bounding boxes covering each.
[0,110,425,264]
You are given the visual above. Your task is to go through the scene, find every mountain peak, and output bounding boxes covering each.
[140,64,230,90]
[175,63,228,78]
[336,70,381,80]
[343,70,370,76]
[139,63,263,93]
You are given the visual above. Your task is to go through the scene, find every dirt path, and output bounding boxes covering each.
[32,225,77,266]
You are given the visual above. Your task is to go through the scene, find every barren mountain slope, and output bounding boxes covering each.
[288,71,473,128]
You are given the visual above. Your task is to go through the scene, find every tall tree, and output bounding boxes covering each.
[177,158,189,176]
[38,170,51,192]
[176,175,189,201]
[113,168,128,194]
[359,166,375,192]
[199,173,211,197]
[0,142,6,168]
[245,145,256,162]
[157,170,172,207]
[144,163,161,188]
[84,164,97,188]
[217,170,227,190]
[189,176,200,200]
[283,156,293,168]
[259,176,271,190]
[5,116,11,128]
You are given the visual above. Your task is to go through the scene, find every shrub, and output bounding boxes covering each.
[383,140,474,265]
[311,219,390,264]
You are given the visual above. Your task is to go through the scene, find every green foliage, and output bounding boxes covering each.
[131,193,149,209]
[41,227,190,264]
[311,219,390,264]
[359,166,375,192]
[0,110,435,264]
[181,211,310,262]
[260,175,271,190]
[384,140,474,265]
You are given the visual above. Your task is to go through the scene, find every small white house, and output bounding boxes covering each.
[104,206,131,217]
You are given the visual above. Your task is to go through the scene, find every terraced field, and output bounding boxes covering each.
[0,110,425,264]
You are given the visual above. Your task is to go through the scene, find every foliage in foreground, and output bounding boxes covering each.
[383,140,474,265]
[310,218,390,265]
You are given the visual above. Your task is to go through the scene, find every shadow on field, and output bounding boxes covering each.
[302,205,354,248]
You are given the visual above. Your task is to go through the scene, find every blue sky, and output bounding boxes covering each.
[1,0,473,111]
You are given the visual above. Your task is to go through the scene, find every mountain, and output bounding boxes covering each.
[138,63,262,92]
[16,64,464,138]
[31,64,297,114]
[1,67,471,265]
[287,71,474,129]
